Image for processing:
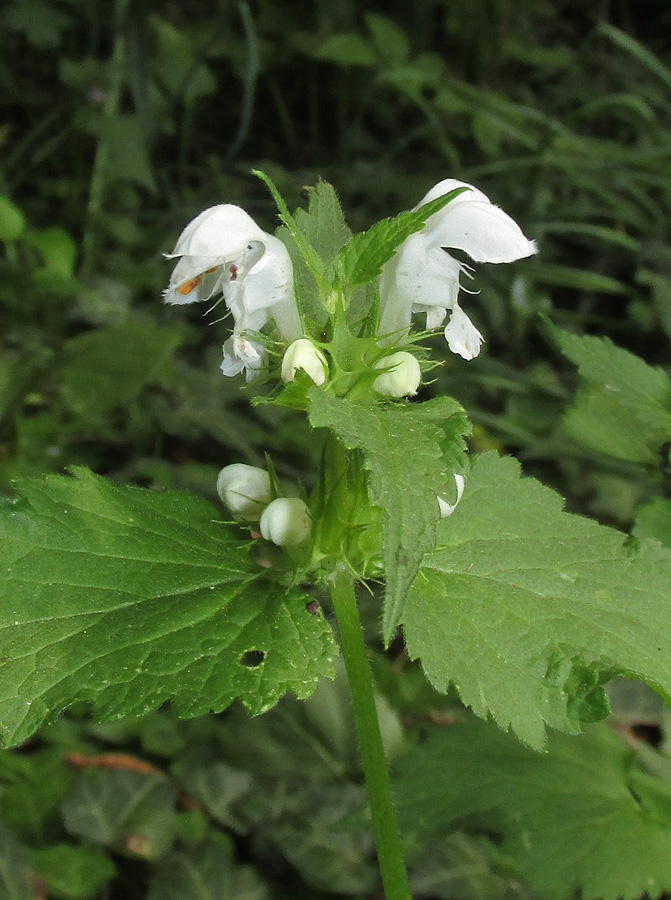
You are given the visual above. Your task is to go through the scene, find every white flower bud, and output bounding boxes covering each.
[373,352,421,398]
[216,464,271,521]
[438,473,466,518]
[281,338,328,386]
[260,497,311,547]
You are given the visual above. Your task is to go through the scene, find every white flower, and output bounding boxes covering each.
[216,463,271,521]
[373,351,421,398]
[281,338,329,386]
[437,473,465,518]
[164,205,301,380]
[260,497,312,547]
[379,179,537,360]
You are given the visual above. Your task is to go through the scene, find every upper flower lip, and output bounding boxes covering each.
[417,178,537,263]
[164,204,267,261]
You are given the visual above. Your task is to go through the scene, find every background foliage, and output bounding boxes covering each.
[2,0,671,897]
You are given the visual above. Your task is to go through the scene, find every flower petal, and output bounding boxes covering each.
[437,473,466,518]
[221,333,267,382]
[165,205,266,259]
[418,180,537,264]
[163,256,225,305]
[443,302,484,360]
[378,234,461,340]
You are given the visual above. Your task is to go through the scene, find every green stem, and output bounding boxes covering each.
[329,568,412,900]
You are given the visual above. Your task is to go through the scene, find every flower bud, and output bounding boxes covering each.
[281,338,328,386]
[216,464,271,521]
[260,497,311,547]
[373,352,421,398]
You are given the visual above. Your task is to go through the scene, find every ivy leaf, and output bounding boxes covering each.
[396,718,671,900]
[0,824,39,900]
[331,187,467,287]
[402,451,671,748]
[549,322,671,465]
[29,845,116,900]
[308,391,469,644]
[0,468,336,747]
[148,832,270,900]
[62,769,176,858]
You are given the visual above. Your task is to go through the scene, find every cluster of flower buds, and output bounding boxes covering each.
[216,463,311,548]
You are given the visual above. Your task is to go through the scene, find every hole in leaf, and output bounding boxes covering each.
[240,649,265,668]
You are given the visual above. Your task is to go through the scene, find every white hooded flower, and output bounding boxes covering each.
[379,179,537,360]
[164,205,301,380]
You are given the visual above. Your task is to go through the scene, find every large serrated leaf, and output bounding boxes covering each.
[402,451,671,748]
[397,719,671,900]
[0,469,336,747]
[308,391,469,644]
[550,323,671,464]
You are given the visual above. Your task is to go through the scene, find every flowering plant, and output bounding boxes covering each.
[2,173,671,900]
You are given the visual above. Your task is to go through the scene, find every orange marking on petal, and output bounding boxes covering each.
[177,275,202,295]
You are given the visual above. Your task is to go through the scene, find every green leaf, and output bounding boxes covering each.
[92,115,156,191]
[294,181,353,270]
[0,197,26,242]
[549,323,671,464]
[151,17,217,102]
[0,468,336,746]
[408,832,536,900]
[24,228,77,278]
[0,750,72,844]
[62,769,176,858]
[147,833,270,900]
[397,719,671,900]
[177,762,253,833]
[284,181,352,324]
[534,264,629,294]
[633,498,671,547]
[365,14,409,65]
[29,845,116,900]
[402,451,671,748]
[308,391,469,644]
[331,188,467,288]
[267,783,376,894]
[311,33,377,67]
[0,824,38,900]
[59,319,183,422]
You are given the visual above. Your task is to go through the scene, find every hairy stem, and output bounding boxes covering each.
[329,568,412,900]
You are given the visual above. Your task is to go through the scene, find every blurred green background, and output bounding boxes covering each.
[2,1,671,897]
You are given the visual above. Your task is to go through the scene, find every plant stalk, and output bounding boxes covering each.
[329,568,412,900]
